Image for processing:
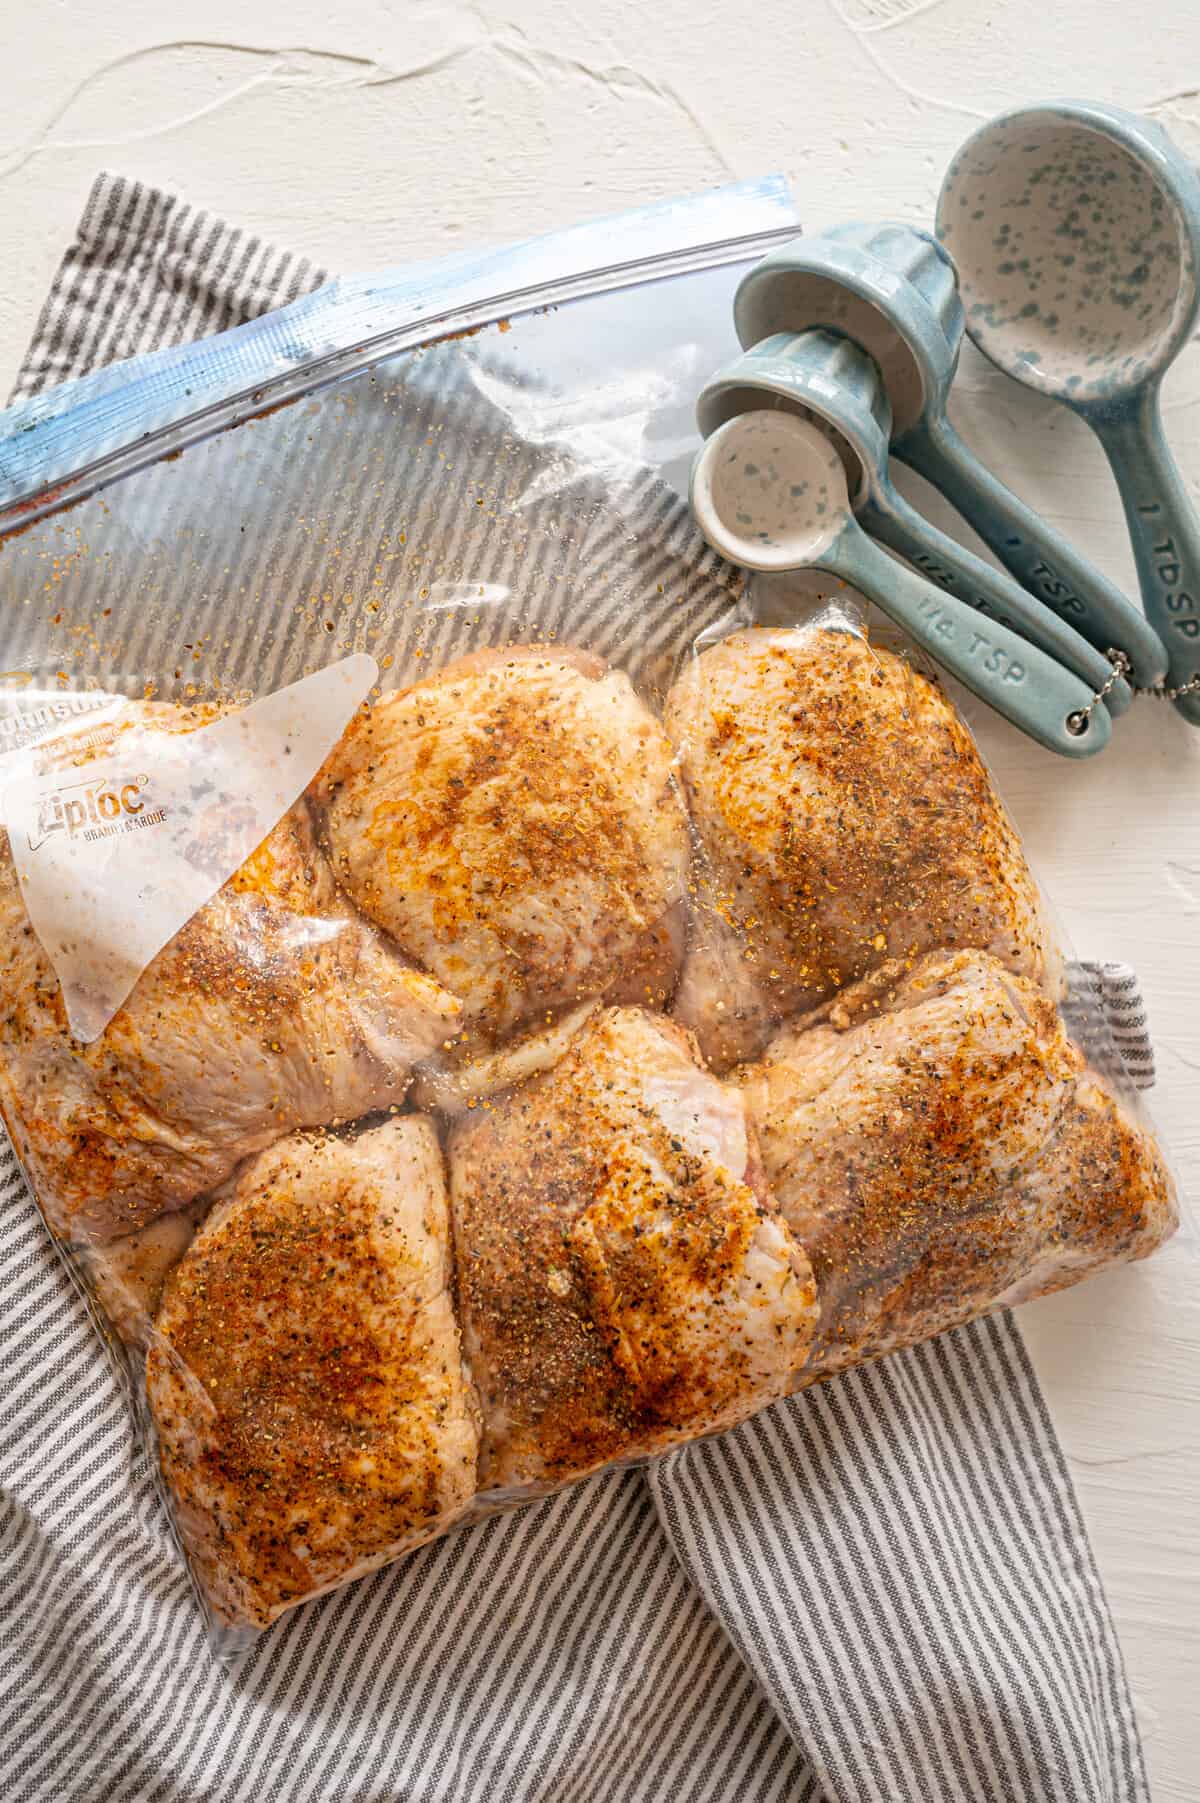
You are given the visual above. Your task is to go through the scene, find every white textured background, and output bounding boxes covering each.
[1,2,1198,1796]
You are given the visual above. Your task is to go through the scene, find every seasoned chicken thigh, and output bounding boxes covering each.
[0,704,461,1242]
[738,951,1176,1380]
[312,647,690,1039]
[664,627,1058,1069]
[447,1005,818,1497]
[147,1119,479,1631]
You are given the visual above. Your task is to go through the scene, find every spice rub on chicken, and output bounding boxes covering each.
[147,1119,479,1631]
[664,627,1059,1070]
[447,1005,818,1497]
[311,647,691,1040]
[0,701,461,1242]
[738,949,1176,1381]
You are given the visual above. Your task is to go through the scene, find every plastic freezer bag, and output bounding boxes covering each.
[0,182,1178,1649]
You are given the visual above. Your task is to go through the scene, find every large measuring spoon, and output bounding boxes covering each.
[690,409,1109,757]
[697,327,1131,713]
[734,222,1168,690]
[938,100,1200,721]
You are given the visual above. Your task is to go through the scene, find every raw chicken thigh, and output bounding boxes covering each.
[0,704,462,1242]
[312,647,691,1039]
[147,1119,479,1630]
[664,626,1058,1069]
[448,1004,818,1497]
[738,950,1177,1380]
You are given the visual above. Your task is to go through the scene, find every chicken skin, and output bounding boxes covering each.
[0,703,462,1242]
[447,1005,818,1498]
[738,950,1177,1381]
[147,1119,479,1631]
[312,647,690,1039]
[988,1072,1179,1311]
[664,627,1058,1070]
[81,1199,209,1349]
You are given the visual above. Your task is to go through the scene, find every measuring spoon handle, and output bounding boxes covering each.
[825,528,1110,758]
[895,411,1169,691]
[1089,390,1200,726]
[861,492,1132,715]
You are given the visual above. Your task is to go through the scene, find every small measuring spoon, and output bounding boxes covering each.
[734,222,1168,689]
[938,100,1200,721]
[697,328,1131,713]
[690,410,1109,757]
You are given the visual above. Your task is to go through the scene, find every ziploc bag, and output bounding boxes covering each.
[0,179,1178,1649]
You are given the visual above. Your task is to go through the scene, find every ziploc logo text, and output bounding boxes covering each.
[28,775,164,850]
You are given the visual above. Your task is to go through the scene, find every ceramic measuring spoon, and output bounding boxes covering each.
[734,222,1168,690]
[697,328,1131,713]
[690,410,1109,757]
[938,100,1200,720]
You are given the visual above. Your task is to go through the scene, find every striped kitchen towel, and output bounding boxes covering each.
[0,173,1156,1803]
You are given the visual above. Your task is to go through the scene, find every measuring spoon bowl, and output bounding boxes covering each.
[938,100,1200,716]
[690,410,1109,757]
[734,224,957,438]
[696,329,1131,713]
[734,223,1168,688]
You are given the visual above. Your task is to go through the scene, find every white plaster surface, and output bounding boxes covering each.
[0,0,1198,1794]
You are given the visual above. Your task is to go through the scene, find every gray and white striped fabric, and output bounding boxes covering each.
[0,173,1155,1803]
[1077,963,1155,1090]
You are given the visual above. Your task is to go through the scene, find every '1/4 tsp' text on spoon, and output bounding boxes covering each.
[690,410,1110,758]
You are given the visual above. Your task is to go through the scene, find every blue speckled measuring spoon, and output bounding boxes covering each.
[938,100,1200,722]
[697,328,1131,714]
[690,410,1109,757]
[734,222,1168,691]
